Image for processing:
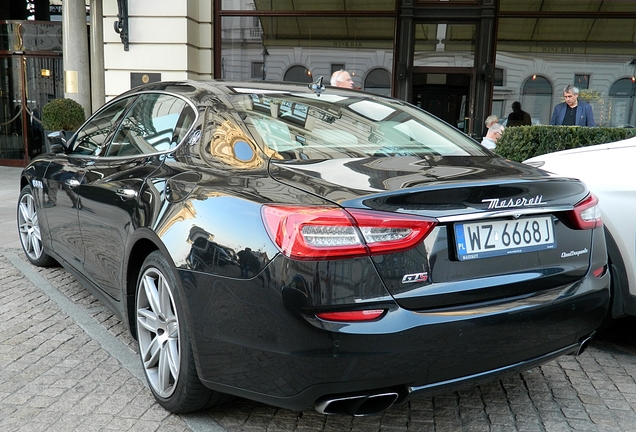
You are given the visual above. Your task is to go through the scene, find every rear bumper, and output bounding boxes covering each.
[179,267,609,412]
[406,335,590,399]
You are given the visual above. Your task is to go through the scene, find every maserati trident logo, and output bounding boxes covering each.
[481,195,546,210]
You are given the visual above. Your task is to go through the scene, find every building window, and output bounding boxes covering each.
[491,99,505,120]
[284,65,313,83]
[494,68,504,87]
[219,15,395,92]
[608,78,636,127]
[521,75,552,125]
[220,1,395,11]
[251,62,264,79]
[574,74,590,89]
[414,23,476,68]
[331,64,345,75]
[364,68,391,96]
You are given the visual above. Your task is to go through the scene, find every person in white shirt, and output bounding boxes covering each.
[481,123,504,150]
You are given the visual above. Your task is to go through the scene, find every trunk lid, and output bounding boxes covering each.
[270,155,595,310]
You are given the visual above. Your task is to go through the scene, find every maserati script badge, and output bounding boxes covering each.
[481,195,546,209]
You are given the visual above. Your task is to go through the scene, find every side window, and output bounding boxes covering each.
[106,94,196,157]
[70,97,136,156]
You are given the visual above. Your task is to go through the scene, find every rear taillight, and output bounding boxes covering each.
[261,205,437,260]
[316,309,386,322]
[567,193,602,230]
[592,265,606,278]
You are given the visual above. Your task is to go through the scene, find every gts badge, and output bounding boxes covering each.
[31,179,44,189]
[402,272,429,284]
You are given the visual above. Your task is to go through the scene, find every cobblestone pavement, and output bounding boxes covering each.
[3,244,636,432]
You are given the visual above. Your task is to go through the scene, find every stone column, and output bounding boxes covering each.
[90,0,105,113]
[63,0,91,116]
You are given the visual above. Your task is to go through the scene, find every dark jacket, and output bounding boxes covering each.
[550,100,595,126]
[507,110,531,127]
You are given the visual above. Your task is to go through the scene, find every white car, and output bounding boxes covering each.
[525,137,636,320]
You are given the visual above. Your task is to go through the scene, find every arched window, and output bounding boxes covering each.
[521,75,552,125]
[364,68,391,96]
[284,66,313,83]
[608,78,636,127]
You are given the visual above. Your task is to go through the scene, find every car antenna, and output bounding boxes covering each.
[308,76,325,96]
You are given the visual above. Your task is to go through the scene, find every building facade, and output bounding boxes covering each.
[2,0,636,166]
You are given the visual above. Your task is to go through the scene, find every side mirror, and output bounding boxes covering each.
[47,130,67,145]
[47,130,72,153]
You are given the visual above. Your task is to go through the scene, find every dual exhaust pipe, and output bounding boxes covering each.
[315,390,400,416]
[316,334,594,416]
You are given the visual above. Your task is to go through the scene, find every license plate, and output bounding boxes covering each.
[454,216,556,261]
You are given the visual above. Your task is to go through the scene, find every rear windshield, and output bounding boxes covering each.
[228,91,488,160]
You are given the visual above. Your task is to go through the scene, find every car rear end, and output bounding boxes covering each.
[255,171,608,414]
[184,84,610,415]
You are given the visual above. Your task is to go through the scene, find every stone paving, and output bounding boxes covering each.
[4,163,636,431]
[0,251,191,432]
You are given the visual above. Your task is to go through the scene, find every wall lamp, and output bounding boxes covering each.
[113,0,129,51]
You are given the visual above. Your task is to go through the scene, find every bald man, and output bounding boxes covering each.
[330,70,354,89]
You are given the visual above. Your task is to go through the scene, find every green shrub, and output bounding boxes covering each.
[495,126,636,162]
[42,98,86,131]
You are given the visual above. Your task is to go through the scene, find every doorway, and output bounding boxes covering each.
[412,72,471,132]
[0,55,63,166]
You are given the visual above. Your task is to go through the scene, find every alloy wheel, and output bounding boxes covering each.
[136,266,181,398]
[18,192,44,261]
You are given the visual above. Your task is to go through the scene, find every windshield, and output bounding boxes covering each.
[228,92,488,161]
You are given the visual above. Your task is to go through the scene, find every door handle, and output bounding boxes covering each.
[65,179,81,188]
[116,188,138,200]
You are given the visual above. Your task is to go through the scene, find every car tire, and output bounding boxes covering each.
[17,185,58,267]
[135,251,229,413]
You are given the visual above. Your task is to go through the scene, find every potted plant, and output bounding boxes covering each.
[42,98,86,152]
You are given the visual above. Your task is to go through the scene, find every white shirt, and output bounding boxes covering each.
[481,137,496,150]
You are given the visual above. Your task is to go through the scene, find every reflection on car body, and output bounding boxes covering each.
[17,80,609,416]
[525,137,636,321]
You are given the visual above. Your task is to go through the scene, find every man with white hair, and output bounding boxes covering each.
[330,70,354,88]
[484,114,498,129]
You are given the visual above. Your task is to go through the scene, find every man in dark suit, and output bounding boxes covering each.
[550,85,595,126]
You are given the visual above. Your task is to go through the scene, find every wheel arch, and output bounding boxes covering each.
[20,175,29,191]
[124,228,193,335]
[604,226,636,318]
[124,234,160,335]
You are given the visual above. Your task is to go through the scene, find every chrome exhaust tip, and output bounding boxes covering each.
[315,391,399,416]
[574,332,595,356]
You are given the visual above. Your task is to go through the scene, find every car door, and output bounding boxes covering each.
[43,97,136,270]
[41,154,86,269]
[77,93,196,299]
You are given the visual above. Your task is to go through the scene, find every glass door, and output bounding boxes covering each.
[412,72,472,131]
[411,22,477,132]
[0,56,25,164]
[25,56,63,157]
[0,55,62,166]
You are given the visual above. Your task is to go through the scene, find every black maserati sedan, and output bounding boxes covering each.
[17,80,609,416]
